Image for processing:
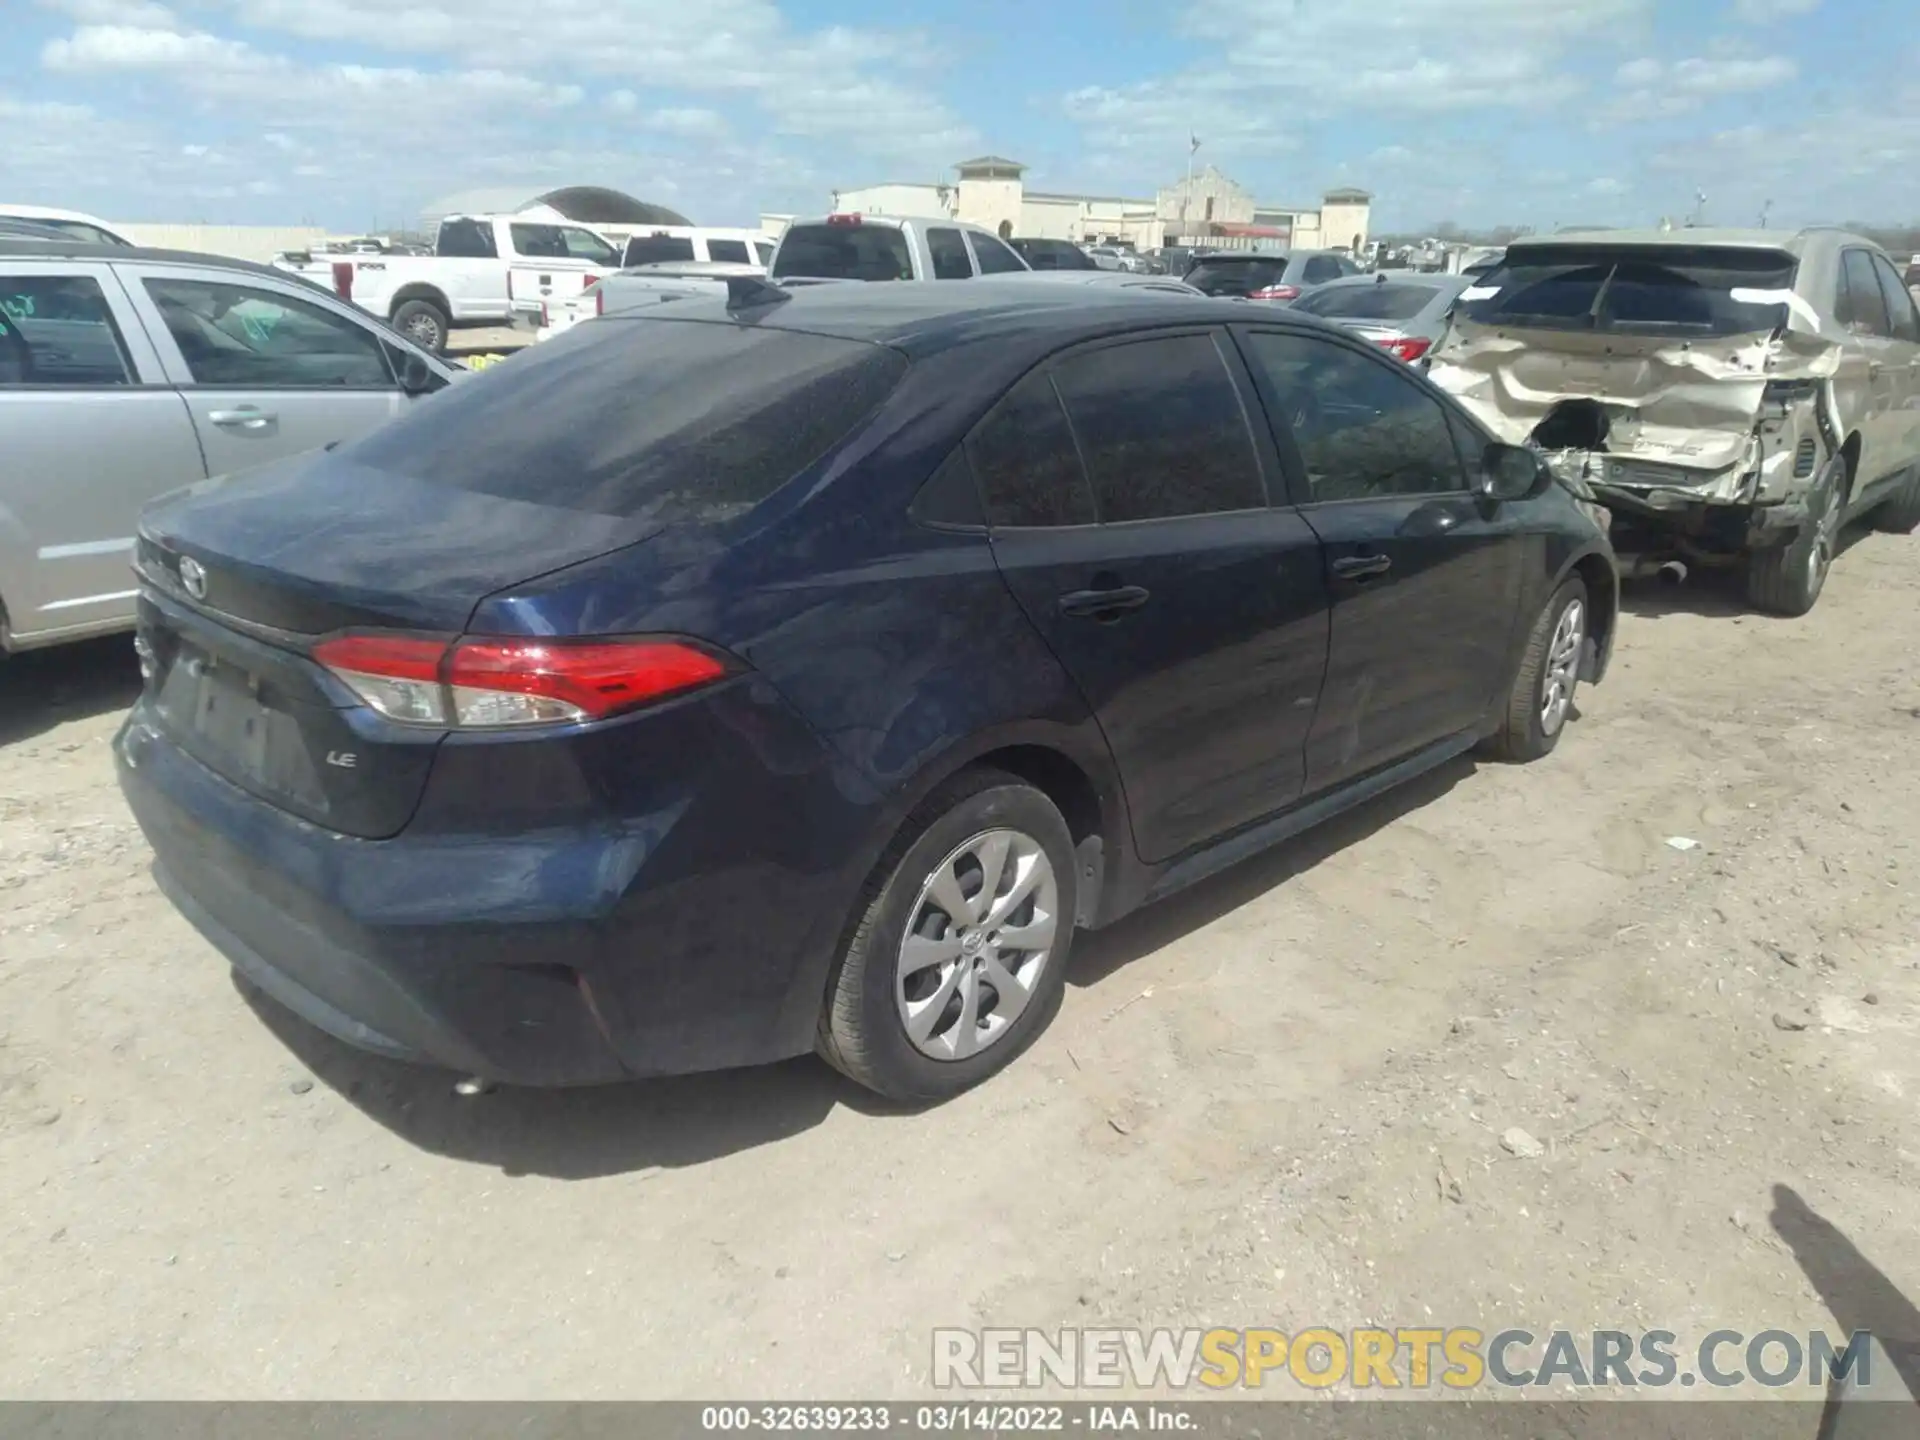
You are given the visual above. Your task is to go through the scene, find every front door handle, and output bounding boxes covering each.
[207,407,276,431]
[1331,553,1392,580]
[1058,585,1151,620]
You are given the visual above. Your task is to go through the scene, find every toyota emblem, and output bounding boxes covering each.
[178,555,208,600]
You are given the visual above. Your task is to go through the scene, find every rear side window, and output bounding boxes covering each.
[1870,253,1920,343]
[1185,257,1288,297]
[347,320,908,522]
[969,372,1095,527]
[1295,282,1441,323]
[1839,249,1892,338]
[971,234,1027,274]
[1241,330,1466,502]
[927,228,974,280]
[0,274,134,385]
[625,234,696,266]
[1302,255,1343,285]
[1052,333,1266,522]
[772,224,913,281]
[437,219,497,258]
[509,223,568,259]
[708,239,750,265]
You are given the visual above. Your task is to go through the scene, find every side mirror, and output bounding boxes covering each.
[398,351,441,396]
[1477,443,1546,502]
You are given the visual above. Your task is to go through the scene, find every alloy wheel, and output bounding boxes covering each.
[1539,598,1585,736]
[895,829,1060,1061]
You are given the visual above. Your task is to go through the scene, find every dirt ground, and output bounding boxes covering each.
[2,523,1918,1400]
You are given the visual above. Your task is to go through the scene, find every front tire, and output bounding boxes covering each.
[1746,454,1844,615]
[390,298,450,355]
[1483,576,1587,763]
[818,769,1077,1103]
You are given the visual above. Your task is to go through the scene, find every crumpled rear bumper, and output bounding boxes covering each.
[1591,483,1808,552]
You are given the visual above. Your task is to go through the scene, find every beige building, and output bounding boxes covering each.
[822,157,1371,255]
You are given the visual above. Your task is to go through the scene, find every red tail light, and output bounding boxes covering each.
[595,284,605,317]
[583,274,599,290]
[1376,336,1432,363]
[825,213,863,227]
[312,634,732,729]
[1247,284,1300,301]
[330,260,354,301]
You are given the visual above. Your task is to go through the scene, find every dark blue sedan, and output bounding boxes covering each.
[117,279,1616,1102]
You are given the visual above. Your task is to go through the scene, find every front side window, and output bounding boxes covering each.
[509,223,569,259]
[144,277,394,389]
[927,228,974,280]
[971,233,1027,274]
[624,234,696,266]
[1051,333,1266,522]
[969,372,1095,528]
[708,239,750,265]
[1302,256,1342,285]
[0,274,134,385]
[1241,330,1467,503]
[557,227,618,265]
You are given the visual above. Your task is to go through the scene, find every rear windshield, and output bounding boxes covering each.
[1184,257,1289,296]
[346,320,908,521]
[1294,282,1440,322]
[1462,245,1798,335]
[773,224,914,282]
[625,234,696,266]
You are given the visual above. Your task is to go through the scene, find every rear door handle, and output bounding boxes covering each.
[1331,553,1392,580]
[207,407,276,431]
[1058,585,1150,620]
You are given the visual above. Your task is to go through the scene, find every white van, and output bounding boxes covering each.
[619,227,776,269]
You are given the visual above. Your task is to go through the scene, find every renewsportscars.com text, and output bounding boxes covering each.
[932,1327,1880,1392]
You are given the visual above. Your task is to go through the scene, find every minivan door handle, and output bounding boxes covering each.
[207,407,276,431]
[1331,553,1392,580]
[1058,585,1151,620]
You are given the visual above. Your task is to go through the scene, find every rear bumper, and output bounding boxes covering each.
[116,683,869,1087]
[1593,483,1808,553]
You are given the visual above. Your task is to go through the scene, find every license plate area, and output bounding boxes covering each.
[154,642,327,809]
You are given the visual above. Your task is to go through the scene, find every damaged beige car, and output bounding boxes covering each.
[1427,229,1920,615]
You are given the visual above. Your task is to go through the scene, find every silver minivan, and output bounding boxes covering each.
[1,240,456,653]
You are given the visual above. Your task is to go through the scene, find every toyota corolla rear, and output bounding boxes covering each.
[116,312,910,1085]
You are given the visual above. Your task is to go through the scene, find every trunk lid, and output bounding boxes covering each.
[134,450,661,838]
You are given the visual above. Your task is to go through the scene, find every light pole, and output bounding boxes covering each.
[1182,133,1200,243]
[1759,198,1773,229]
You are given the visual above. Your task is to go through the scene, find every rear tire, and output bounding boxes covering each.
[818,768,1077,1104]
[1873,467,1920,534]
[390,298,450,355]
[1746,454,1844,615]
[1482,576,1588,763]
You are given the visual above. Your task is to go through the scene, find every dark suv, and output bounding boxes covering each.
[1010,238,1100,271]
[119,282,1615,1103]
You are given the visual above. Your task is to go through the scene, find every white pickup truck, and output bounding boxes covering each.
[273,213,621,353]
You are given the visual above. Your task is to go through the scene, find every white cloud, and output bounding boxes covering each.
[607,89,638,113]
[43,24,263,71]
[36,0,181,23]
[1669,54,1797,92]
[1733,0,1820,20]
[1586,176,1629,195]
[644,107,727,138]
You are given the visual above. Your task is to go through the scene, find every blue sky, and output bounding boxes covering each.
[5,0,1917,235]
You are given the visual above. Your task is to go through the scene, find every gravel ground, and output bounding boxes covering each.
[2,522,1918,1399]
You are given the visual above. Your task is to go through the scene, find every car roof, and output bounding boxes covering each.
[784,213,1003,235]
[595,275,1331,357]
[1308,271,1474,294]
[1513,226,1874,256]
[0,203,119,226]
[0,237,306,284]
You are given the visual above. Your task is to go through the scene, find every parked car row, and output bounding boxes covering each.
[10,202,1919,1114]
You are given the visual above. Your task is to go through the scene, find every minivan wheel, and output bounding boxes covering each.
[1873,467,1920,534]
[1746,454,1844,616]
[390,298,450,355]
[1482,576,1587,764]
[818,768,1077,1103]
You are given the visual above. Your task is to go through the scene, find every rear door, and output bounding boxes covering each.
[0,262,206,641]
[1835,247,1906,488]
[980,329,1331,863]
[1868,251,1920,479]
[968,231,1030,275]
[1235,324,1526,793]
[926,227,976,280]
[124,264,411,478]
